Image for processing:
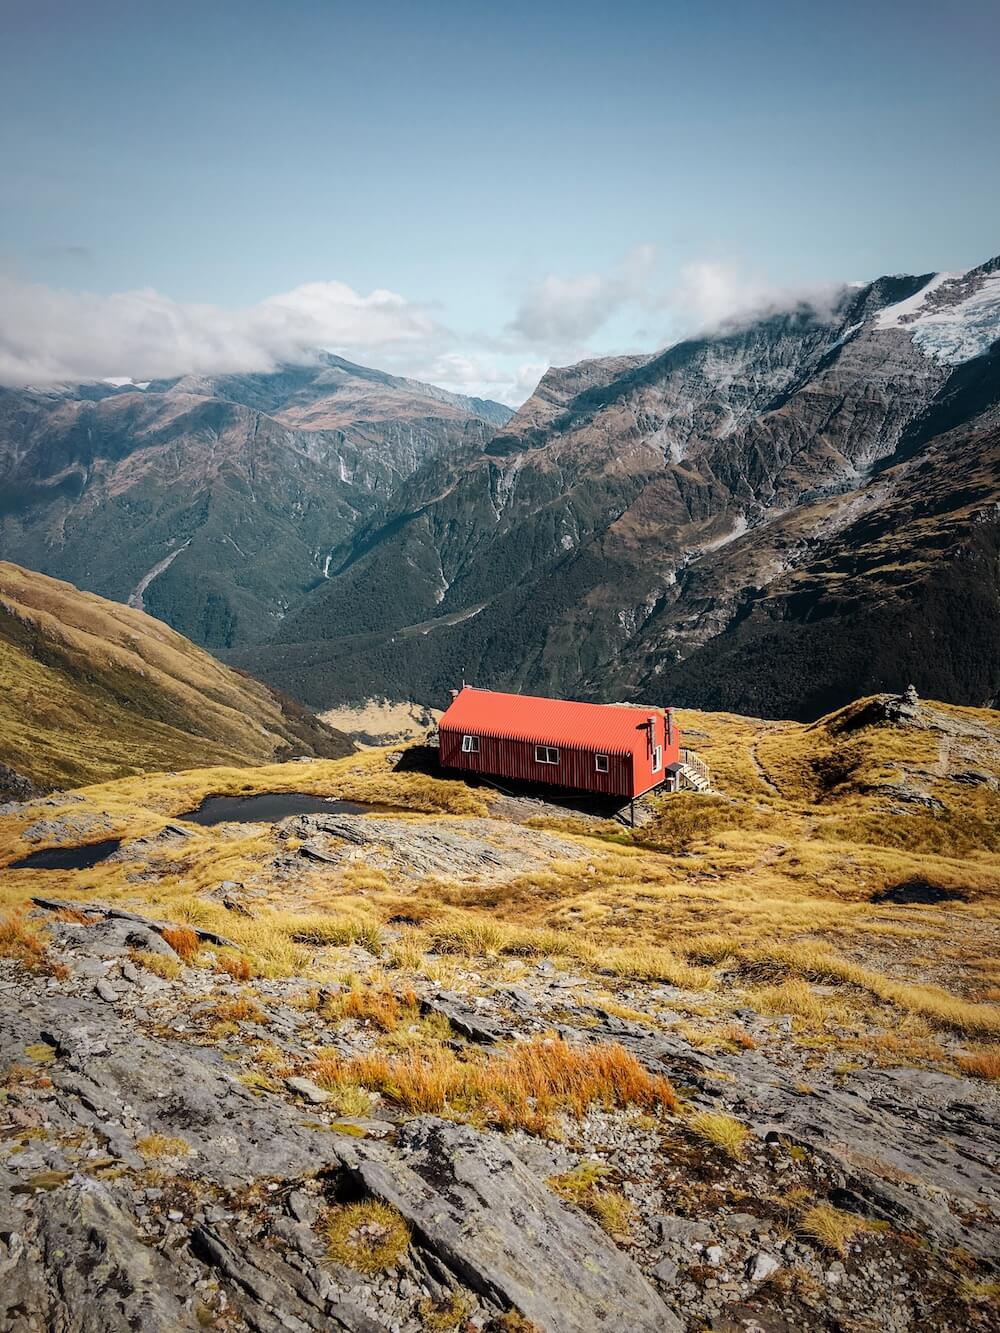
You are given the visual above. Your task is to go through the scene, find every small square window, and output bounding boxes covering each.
[535,745,559,765]
[461,734,480,753]
[595,753,609,773]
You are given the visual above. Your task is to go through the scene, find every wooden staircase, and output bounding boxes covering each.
[676,749,711,792]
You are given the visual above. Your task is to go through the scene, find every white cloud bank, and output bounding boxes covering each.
[0,274,441,388]
[0,252,846,410]
[669,259,843,334]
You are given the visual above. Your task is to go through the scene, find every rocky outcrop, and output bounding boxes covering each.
[2,883,997,1333]
[341,1117,682,1333]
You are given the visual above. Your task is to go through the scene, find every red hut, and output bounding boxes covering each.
[438,686,679,799]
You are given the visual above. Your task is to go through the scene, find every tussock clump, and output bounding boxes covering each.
[129,948,181,980]
[957,1045,1000,1080]
[324,1201,409,1273]
[135,1133,189,1159]
[328,983,419,1032]
[212,995,268,1025]
[0,912,48,970]
[214,950,254,981]
[687,1110,750,1160]
[160,925,200,962]
[309,1067,372,1116]
[798,1202,868,1253]
[417,1292,472,1330]
[547,1162,634,1238]
[322,1037,678,1134]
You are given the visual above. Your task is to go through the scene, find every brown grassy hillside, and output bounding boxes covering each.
[0,561,353,794]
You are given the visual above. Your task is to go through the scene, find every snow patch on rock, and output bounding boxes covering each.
[876,268,1000,365]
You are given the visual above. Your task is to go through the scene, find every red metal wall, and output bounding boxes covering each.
[440,705,681,800]
[632,709,681,797]
[440,729,635,796]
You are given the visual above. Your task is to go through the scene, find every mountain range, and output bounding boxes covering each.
[242,256,1000,720]
[0,356,510,649]
[1,258,998,721]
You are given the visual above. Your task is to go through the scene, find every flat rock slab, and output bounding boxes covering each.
[340,1115,682,1333]
[290,813,582,881]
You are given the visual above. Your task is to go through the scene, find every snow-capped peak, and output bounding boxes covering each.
[875,263,1000,365]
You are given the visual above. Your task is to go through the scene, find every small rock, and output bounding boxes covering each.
[167,1210,183,1222]
[656,1215,710,1245]
[287,1190,319,1225]
[652,1257,679,1285]
[94,979,118,1003]
[284,1076,330,1105]
[748,1252,781,1283]
[705,1245,723,1266]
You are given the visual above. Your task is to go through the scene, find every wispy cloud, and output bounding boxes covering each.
[666,259,844,336]
[508,244,658,348]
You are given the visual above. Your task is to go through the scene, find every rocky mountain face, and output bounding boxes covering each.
[0,355,511,650]
[0,561,353,796]
[241,258,1000,720]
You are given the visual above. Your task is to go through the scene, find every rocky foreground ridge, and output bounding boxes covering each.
[1,888,996,1333]
[1,692,999,1332]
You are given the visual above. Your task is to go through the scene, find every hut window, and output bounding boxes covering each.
[652,745,662,772]
[535,745,559,765]
[595,753,609,772]
[461,735,480,753]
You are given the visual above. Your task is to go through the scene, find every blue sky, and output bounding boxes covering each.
[1,0,998,402]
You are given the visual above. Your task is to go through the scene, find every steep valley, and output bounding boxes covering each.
[239,260,1000,720]
[0,356,511,649]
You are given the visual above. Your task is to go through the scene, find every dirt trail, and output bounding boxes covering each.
[749,731,781,794]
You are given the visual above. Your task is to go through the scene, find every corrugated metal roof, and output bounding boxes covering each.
[439,687,660,755]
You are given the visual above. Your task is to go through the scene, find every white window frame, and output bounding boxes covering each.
[535,744,560,765]
[461,734,480,753]
[594,753,609,773]
[652,744,663,773]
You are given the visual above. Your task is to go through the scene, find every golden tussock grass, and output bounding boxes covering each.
[129,948,181,980]
[718,1022,758,1050]
[160,924,200,962]
[315,1037,678,1134]
[214,951,254,981]
[798,1202,869,1254]
[957,1045,1000,1080]
[135,1133,189,1159]
[324,1201,410,1274]
[733,942,1000,1037]
[212,995,269,1025]
[0,912,49,970]
[686,1110,750,1160]
[417,1292,472,1331]
[547,1162,635,1238]
[332,984,411,1032]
